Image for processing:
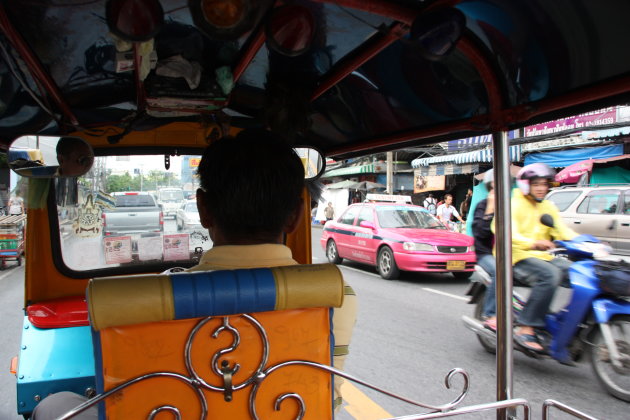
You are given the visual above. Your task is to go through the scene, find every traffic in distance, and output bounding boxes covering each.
[58,154,212,271]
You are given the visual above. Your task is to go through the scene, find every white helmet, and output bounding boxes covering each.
[516,163,555,200]
[482,169,494,191]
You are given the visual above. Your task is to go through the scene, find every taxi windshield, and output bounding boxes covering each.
[57,153,210,272]
[376,207,445,229]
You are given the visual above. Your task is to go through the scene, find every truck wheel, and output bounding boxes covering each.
[589,315,630,401]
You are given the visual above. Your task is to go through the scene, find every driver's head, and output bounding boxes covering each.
[517,163,555,202]
[56,137,94,177]
[196,129,305,244]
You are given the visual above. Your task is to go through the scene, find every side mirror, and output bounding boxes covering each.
[8,135,94,178]
[540,214,555,228]
[293,147,325,180]
[360,220,376,230]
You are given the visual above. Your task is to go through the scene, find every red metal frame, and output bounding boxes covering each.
[327,72,630,158]
[233,29,267,83]
[0,3,79,126]
[311,22,408,101]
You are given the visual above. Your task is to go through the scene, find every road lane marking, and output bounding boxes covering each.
[341,381,393,419]
[422,288,468,302]
[0,265,22,281]
[338,265,381,278]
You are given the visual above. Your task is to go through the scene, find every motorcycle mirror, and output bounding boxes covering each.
[540,214,555,228]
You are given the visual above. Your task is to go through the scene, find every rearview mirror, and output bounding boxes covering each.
[294,147,325,180]
[540,214,555,228]
[8,136,94,178]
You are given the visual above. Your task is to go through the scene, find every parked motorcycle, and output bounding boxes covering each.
[462,215,630,401]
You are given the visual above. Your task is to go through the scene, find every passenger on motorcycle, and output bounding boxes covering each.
[509,163,578,353]
[472,170,497,331]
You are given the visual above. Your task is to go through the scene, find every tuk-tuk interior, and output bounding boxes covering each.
[2,1,630,418]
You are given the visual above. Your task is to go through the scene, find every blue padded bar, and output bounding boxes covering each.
[170,268,277,319]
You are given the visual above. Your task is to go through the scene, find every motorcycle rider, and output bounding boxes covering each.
[510,163,578,353]
[472,169,497,331]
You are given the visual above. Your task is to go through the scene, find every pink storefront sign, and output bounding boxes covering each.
[525,108,616,137]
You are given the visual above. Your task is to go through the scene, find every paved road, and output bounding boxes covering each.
[1,226,629,419]
[311,225,630,420]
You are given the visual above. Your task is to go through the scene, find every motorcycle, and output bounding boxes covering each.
[462,215,630,401]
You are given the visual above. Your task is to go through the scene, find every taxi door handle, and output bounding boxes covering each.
[622,222,630,227]
[573,220,581,224]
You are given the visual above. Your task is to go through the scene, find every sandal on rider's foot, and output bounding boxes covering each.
[514,332,545,354]
[483,318,497,333]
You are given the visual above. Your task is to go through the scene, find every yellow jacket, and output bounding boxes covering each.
[511,190,578,263]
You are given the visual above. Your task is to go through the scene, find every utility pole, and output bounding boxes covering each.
[386,152,393,193]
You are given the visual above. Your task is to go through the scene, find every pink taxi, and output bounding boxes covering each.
[320,203,475,280]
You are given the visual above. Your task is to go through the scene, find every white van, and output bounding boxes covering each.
[156,187,185,219]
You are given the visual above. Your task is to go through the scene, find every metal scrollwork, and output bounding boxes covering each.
[249,361,470,420]
[185,314,269,392]
[148,405,182,420]
[275,393,305,420]
[61,314,472,420]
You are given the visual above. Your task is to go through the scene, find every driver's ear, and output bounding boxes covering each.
[283,198,305,234]
[196,189,214,228]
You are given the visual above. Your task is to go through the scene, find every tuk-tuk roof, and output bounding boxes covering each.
[1,1,630,157]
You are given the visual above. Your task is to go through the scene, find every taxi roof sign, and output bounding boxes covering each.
[366,194,412,203]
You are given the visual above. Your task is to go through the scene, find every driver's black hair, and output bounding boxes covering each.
[56,137,86,155]
[197,129,305,239]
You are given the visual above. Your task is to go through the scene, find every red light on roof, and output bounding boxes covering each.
[124,192,139,195]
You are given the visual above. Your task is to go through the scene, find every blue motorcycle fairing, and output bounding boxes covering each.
[556,235,601,260]
[592,298,630,324]
[546,260,600,363]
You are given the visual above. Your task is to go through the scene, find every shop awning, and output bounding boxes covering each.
[414,163,479,176]
[322,163,375,177]
[524,144,624,167]
[412,145,521,168]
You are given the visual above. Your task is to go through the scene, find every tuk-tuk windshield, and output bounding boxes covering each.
[57,154,210,271]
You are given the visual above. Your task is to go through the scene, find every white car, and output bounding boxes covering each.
[546,185,630,255]
[175,200,202,231]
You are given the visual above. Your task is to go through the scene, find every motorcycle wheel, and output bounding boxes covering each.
[473,291,496,354]
[589,315,630,402]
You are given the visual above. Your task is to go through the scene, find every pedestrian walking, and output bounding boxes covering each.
[324,202,335,221]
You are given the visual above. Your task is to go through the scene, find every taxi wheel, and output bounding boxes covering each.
[326,240,342,264]
[377,246,399,280]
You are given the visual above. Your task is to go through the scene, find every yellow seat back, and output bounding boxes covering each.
[88,264,344,419]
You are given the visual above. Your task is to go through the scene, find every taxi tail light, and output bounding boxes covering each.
[159,211,164,227]
[102,213,108,234]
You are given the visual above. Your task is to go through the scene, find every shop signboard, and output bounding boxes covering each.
[524,107,616,137]
[413,174,446,193]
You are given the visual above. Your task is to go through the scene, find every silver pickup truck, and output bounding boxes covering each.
[102,192,163,236]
